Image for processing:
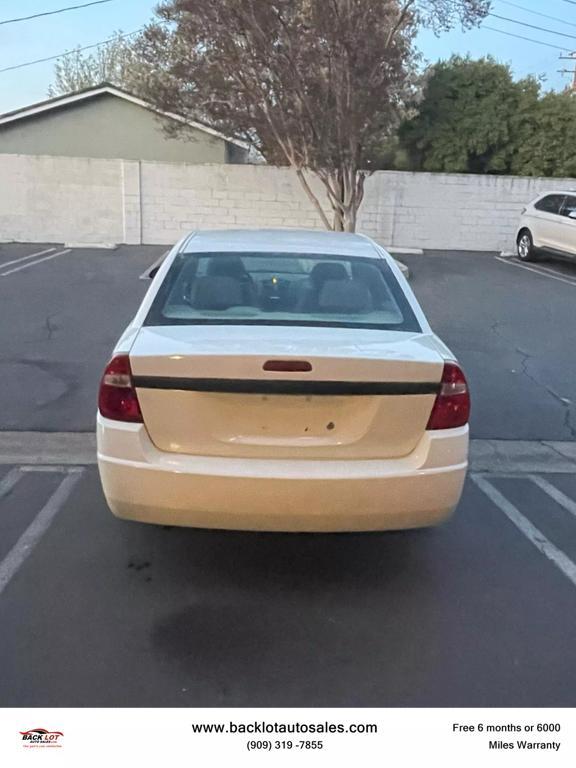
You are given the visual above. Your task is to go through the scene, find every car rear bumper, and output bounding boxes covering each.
[96,415,468,532]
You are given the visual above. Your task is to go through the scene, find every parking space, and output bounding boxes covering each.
[496,251,576,287]
[0,243,59,266]
[0,243,166,431]
[1,242,576,707]
[402,251,576,441]
[0,246,73,278]
[0,463,575,707]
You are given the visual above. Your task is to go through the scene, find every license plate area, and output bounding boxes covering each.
[221,393,366,443]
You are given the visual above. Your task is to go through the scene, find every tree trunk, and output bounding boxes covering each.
[295,168,332,230]
[294,166,366,234]
[333,205,345,232]
[342,206,357,232]
[327,167,365,233]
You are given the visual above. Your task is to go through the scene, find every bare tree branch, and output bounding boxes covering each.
[138,0,488,231]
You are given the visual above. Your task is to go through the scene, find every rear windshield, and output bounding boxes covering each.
[144,251,421,332]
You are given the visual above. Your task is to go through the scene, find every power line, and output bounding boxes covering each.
[481,24,572,51]
[0,6,571,77]
[496,0,576,30]
[0,0,113,27]
[488,12,576,41]
[0,29,142,74]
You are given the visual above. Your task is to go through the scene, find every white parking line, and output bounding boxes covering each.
[528,475,576,521]
[495,256,576,288]
[472,474,576,589]
[0,469,83,596]
[0,468,22,499]
[0,248,71,278]
[0,247,55,271]
[19,465,84,473]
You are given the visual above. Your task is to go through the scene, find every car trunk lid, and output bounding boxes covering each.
[129,326,444,459]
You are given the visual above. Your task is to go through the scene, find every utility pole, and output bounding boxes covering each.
[559,52,576,92]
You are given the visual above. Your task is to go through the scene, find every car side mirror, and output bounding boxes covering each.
[140,264,161,281]
[568,211,576,220]
[140,252,169,280]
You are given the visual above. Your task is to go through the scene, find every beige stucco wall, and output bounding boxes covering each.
[0,93,229,163]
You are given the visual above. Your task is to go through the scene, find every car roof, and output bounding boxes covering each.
[533,190,576,199]
[181,229,384,258]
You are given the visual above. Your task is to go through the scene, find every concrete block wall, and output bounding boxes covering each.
[124,162,576,250]
[358,171,576,251]
[139,163,330,244]
[0,154,124,244]
[0,153,574,250]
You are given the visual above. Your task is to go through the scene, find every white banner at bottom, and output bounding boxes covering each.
[1,708,574,766]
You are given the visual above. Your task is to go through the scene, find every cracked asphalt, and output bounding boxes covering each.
[0,243,166,431]
[1,243,576,708]
[402,250,576,441]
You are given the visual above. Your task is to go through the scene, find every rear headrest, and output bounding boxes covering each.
[352,261,391,305]
[310,262,348,286]
[192,276,244,310]
[352,261,381,284]
[206,255,248,280]
[318,279,373,314]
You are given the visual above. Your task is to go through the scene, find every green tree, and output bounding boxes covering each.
[398,56,540,174]
[138,0,487,231]
[48,31,147,97]
[511,90,576,177]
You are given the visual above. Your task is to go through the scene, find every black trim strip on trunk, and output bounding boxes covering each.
[132,376,441,396]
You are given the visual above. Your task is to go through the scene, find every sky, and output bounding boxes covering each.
[0,0,573,114]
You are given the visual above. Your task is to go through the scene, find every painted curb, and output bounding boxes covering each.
[386,247,424,255]
[64,242,118,250]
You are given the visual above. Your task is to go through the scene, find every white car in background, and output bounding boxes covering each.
[516,191,576,262]
[97,229,470,532]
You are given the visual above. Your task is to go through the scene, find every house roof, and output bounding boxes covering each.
[0,83,250,151]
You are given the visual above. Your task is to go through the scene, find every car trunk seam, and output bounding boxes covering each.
[132,377,441,396]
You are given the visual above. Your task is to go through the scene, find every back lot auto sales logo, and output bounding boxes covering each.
[20,728,64,748]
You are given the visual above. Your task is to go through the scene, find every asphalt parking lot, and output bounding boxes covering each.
[1,242,576,707]
[402,250,576,442]
[1,243,575,440]
[0,243,166,432]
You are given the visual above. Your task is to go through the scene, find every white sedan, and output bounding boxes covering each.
[97,229,469,532]
[516,190,576,262]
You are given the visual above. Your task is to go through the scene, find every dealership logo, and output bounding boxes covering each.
[20,728,64,748]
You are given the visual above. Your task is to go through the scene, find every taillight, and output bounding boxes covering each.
[98,354,143,423]
[426,361,470,430]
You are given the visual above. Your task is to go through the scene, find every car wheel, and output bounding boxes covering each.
[517,230,536,262]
